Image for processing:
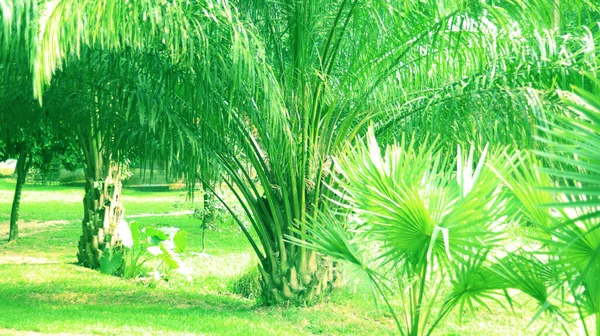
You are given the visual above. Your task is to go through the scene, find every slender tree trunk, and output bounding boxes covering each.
[8,150,31,242]
[201,181,216,254]
[201,225,206,253]
[596,309,600,336]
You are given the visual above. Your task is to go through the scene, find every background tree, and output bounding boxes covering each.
[21,0,273,276]
[0,103,69,242]
[0,0,75,242]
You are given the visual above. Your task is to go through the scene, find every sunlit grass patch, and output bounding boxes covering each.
[0,263,398,335]
[0,176,582,335]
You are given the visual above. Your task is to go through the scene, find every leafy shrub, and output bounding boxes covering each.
[100,221,189,280]
[228,265,262,300]
[99,248,124,276]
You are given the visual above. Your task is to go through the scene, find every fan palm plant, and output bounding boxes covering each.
[490,85,600,335]
[290,127,515,335]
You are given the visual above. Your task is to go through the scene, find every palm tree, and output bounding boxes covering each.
[2,0,232,265]
[42,45,220,267]
[217,0,598,303]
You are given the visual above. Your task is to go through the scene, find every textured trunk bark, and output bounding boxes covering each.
[259,246,336,305]
[8,150,31,242]
[77,160,124,268]
[245,188,337,304]
[75,114,125,268]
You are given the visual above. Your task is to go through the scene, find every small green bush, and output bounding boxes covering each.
[99,221,189,280]
[228,265,262,300]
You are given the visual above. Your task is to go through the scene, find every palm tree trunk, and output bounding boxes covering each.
[8,150,32,242]
[77,161,124,268]
[259,245,336,304]
[76,122,124,267]
[218,164,338,304]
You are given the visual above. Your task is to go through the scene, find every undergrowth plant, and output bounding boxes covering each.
[100,221,189,280]
[191,198,228,255]
[292,127,516,335]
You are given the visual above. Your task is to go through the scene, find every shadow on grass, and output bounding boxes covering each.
[0,264,294,335]
[0,263,395,335]
[0,222,80,263]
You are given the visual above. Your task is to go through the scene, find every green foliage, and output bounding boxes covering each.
[144,225,189,276]
[538,87,600,334]
[293,128,516,335]
[99,248,124,276]
[173,230,187,254]
[118,221,189,279]
[228,265,262,300]
[121,221,150,279]
[489,86,600,335]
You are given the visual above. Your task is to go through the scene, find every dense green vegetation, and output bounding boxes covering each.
[2,0,600,334]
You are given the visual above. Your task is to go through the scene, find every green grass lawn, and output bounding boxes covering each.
[0,179,192,223]
[0,178,574,335]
